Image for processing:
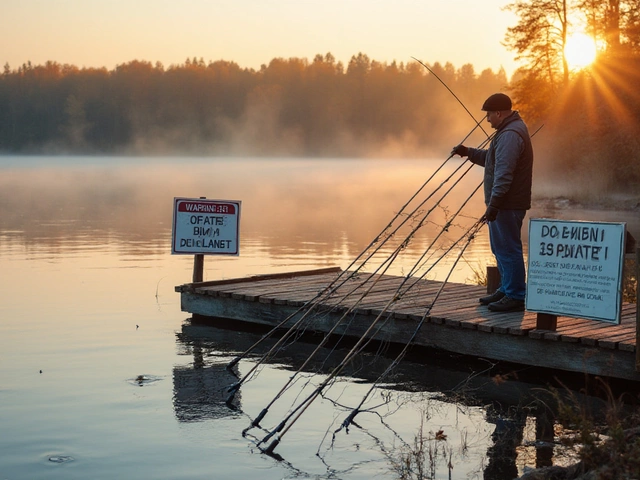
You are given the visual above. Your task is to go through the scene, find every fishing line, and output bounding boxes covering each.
[229,66,522,414]
[243,153,484,426]
[327,220,485,442]
[226,136,489,399]
[258,220,484,455]
[411,56,490,139]
[240,128,493,421]
[254,95,544,457]
[255,176,487,453]
[314,124,545,446]
[240,129,499,439]
[224,119,491,374]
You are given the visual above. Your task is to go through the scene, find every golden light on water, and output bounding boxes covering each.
[564,32,597,71]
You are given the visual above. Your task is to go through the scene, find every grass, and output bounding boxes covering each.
[623,256,637,304]
[536,380,640,479]
[465,259,488,287]
[389,414,454,480]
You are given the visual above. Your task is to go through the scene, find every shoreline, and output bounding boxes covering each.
[533,195,640,212]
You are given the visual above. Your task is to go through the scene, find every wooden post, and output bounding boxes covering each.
[635,248,639,371]
[535,410,554,468]
[192,196,206,284]
[536,312,557,331]
[193,254,204,283]
[486,266,500,293]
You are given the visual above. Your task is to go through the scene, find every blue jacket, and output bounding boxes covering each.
[467,111,533,210]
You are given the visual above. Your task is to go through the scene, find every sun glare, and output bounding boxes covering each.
[564,32,597,70]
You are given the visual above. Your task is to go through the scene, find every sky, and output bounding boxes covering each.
[3,0,519,76]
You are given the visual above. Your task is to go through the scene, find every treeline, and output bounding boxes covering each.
[0,54,507,157]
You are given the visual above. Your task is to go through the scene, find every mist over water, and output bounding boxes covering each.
[0,156,496,280]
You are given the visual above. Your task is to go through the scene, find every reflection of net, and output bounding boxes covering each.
[223,124,498,459]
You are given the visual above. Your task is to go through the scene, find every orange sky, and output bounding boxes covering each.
[3,0,518,76]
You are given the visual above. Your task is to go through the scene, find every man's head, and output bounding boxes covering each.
[481,93,512,129]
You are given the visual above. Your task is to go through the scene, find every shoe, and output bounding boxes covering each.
[479,290,505,305]
[488,296,525,312]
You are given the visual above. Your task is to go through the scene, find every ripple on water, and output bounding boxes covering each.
[127,374,163,386]
[48,455,74,463]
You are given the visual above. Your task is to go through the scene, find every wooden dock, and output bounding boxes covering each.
[176,267,640,382]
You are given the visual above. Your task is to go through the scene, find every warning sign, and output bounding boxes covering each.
[526,219,626,323]
[171,197,241,255]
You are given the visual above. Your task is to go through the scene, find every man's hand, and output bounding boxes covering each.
[482,206,499,222]
[451,144,469,157]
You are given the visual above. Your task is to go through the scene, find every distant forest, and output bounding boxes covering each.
[0,54,508,158]
[2,48,640,197]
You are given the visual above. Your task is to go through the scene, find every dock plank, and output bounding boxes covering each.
[177,268,640,381]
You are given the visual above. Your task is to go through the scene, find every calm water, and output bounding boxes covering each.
[0,156,637,480]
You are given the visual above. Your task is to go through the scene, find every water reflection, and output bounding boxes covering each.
[174,321,590,478]
[173,350,241,421]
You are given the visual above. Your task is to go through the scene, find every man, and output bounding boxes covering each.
[451,93,533,312]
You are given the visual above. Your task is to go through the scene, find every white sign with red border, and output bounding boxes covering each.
[172,197,241,255]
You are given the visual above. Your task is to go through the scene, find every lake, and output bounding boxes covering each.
[0,156,637,480]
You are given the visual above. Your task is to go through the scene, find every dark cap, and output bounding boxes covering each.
[481,93,512,111]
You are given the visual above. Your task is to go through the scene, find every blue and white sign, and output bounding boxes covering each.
[526,219,626,323]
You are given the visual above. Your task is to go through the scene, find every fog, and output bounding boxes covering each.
[0,157,488,267]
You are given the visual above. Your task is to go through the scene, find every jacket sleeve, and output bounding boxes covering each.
[467,147,487,167]
[489,131,525,208]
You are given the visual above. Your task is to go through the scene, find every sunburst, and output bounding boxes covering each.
[564,32,597,70]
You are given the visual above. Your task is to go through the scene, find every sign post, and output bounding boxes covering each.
[172,197,241,282]
[526,219,626,324]
[636,247,639,371]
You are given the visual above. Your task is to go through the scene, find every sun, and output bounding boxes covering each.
[564,32,597,70]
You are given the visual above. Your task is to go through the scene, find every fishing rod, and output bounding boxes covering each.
[391,124,542,299]
[411,56,490,139]
[406,125,545,282]
[258,216,486,456]
[256,89,545,456]
[253,174,486,451]
[252,127,496,449]
[329,219,485,441]
[240,142,490,421]
[228,59,516,404]
[226,130,494,402]
[254,180,487,447]
[326,124,546,438]
[242,81,525,429]
[224,118,491,375]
